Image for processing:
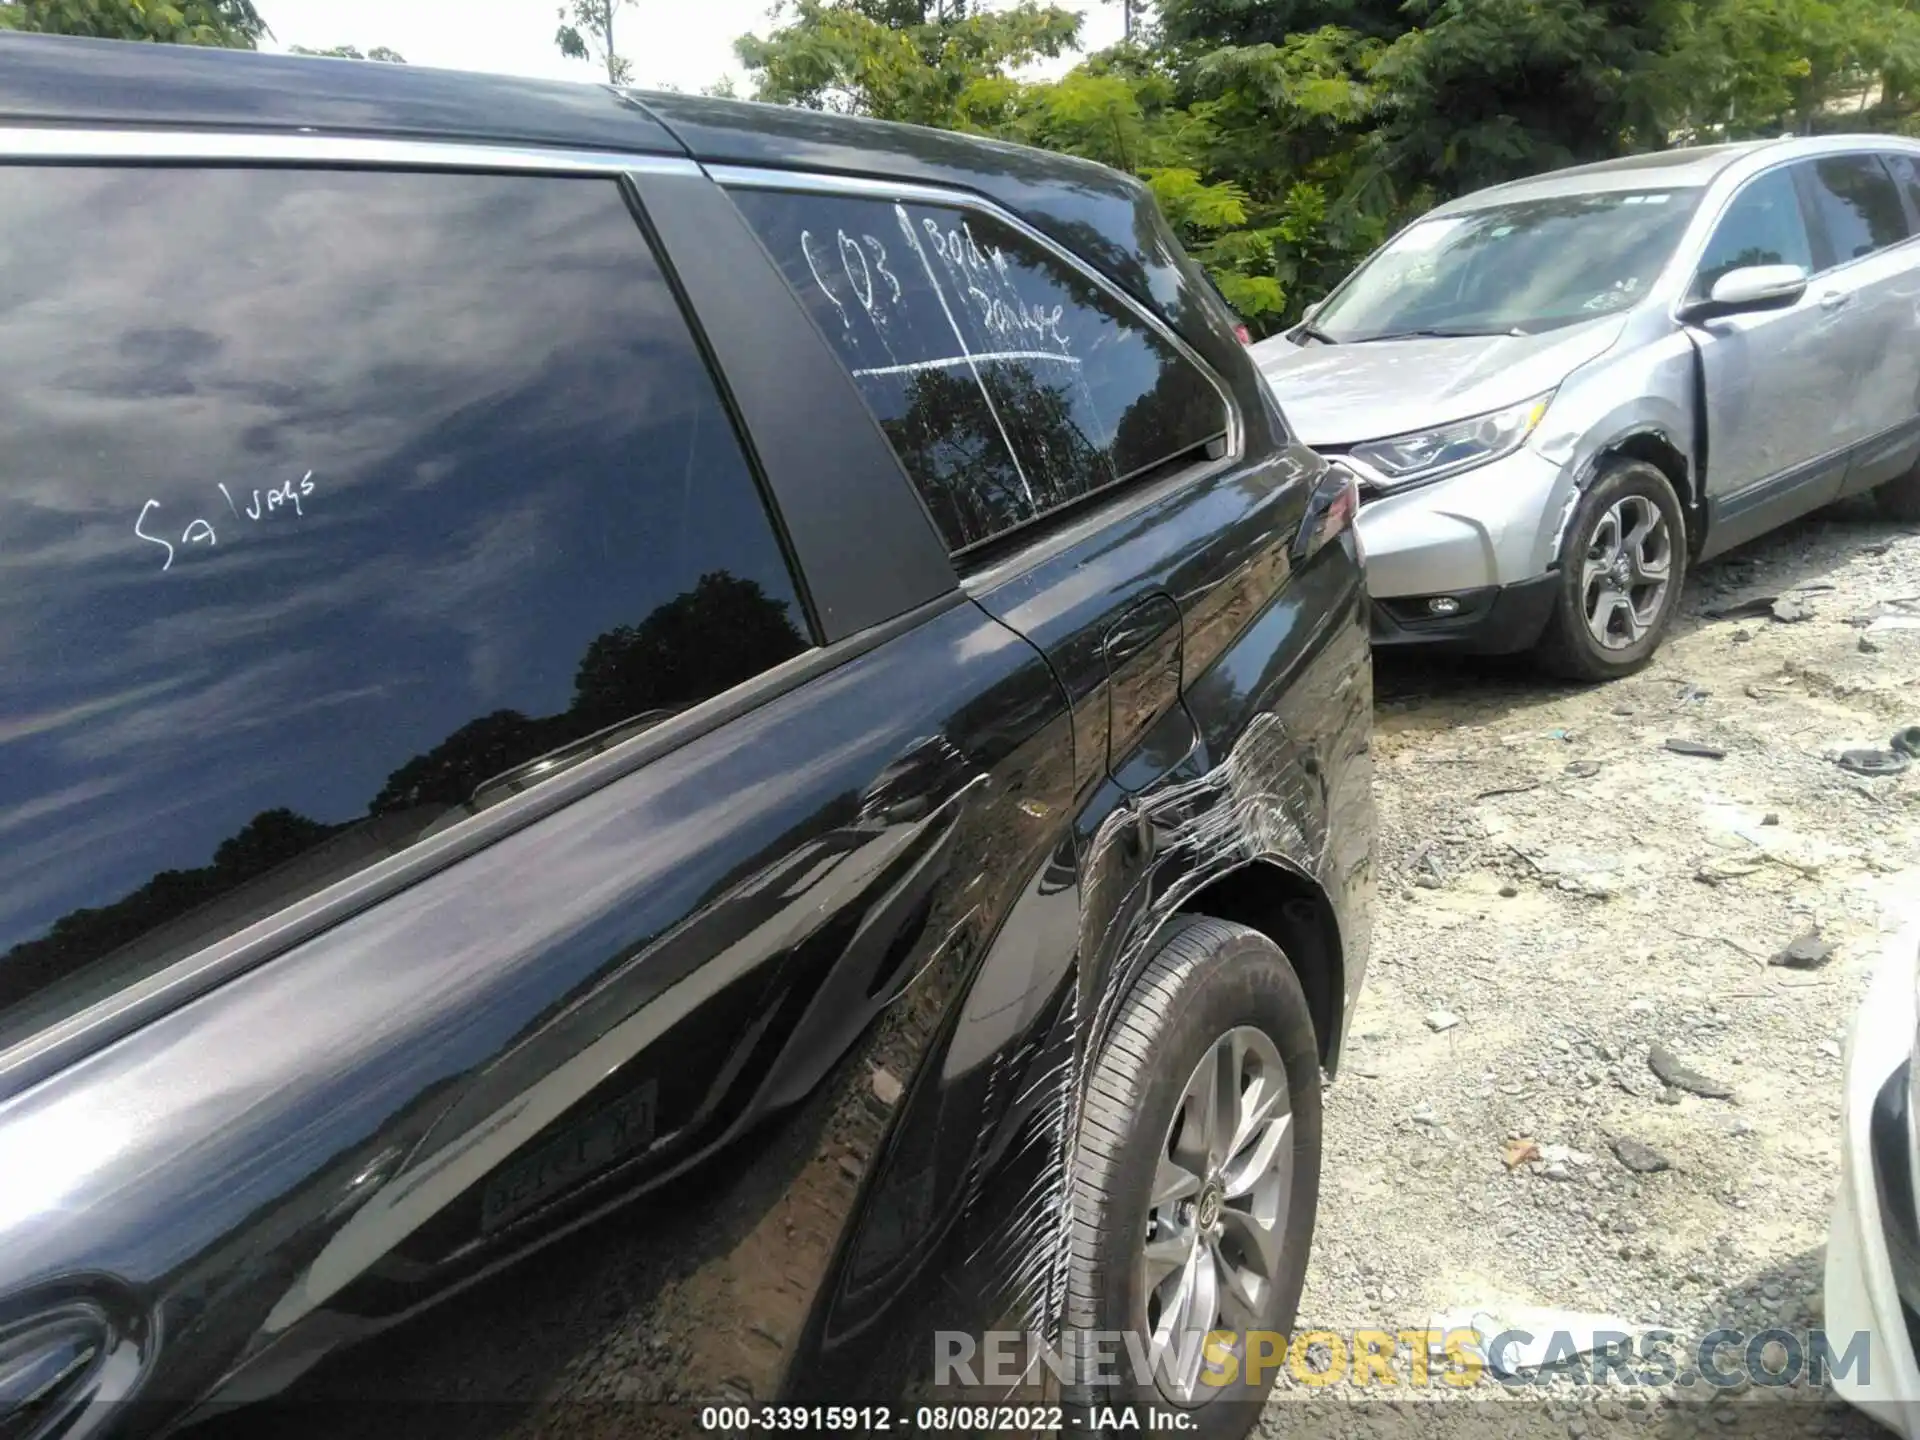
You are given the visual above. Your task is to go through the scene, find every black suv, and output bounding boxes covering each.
[0,35,1373,1440]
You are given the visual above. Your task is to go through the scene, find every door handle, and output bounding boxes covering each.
[1819,290,1853,312]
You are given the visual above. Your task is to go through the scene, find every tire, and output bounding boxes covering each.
[1875,467,1920,522]
[1533,459,1688,682]
[1064,916,1322,1438]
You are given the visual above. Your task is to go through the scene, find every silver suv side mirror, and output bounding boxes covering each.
[1681,263,1809,322]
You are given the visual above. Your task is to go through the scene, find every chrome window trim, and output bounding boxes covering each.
[707,163,1246,477]
[0,124,698,176]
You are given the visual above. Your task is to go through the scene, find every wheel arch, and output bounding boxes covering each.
[1173,857,1345,1074]
[1589,429,1699,553]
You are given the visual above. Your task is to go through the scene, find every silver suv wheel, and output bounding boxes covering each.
[1063,916,1322,1424]
[1535,458,1687,681]
[1141,1025,1293,1403]
[1581,493,1673,650]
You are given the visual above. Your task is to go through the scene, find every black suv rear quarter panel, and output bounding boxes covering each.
[654,101,1376,1069]
[638,129,1376,1388]
[673,140,1377,1384]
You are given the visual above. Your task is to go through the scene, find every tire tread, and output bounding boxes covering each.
[1063,915,1277,1332]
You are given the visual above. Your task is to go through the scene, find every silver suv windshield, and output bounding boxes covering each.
[1313,187,1704,342]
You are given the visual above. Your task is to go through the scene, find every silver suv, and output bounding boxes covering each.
[1254,135,1920,679]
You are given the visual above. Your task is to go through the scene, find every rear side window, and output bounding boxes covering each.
[1802,154,1910,264]
[727,188,1228,554]
[1881,153,1920,221]
[1694,167,1814,297]
[0,166,808,1043]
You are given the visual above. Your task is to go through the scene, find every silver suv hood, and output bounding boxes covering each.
[1250,315,1628,449]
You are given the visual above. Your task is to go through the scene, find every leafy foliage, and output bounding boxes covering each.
[852,0,971,22]
[738,0,1080,123]
[0,0,264,47]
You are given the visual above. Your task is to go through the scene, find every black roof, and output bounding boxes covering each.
[0,32,1129,198]
[0,31,686,152]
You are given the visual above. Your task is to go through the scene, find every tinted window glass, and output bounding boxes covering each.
[1881,153,1920,222]
[728,189,1227,554]
[0,167,808,1043]
[1695,168,1814,297]
[1805,155,1909,264]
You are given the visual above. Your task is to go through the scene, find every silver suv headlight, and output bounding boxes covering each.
[1348,392,1554,491]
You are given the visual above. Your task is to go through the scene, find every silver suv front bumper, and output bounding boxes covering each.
[1353,443,1576,600]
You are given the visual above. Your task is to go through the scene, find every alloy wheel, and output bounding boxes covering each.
[1580,494,1672,650]
[1138,1025,1293,1403]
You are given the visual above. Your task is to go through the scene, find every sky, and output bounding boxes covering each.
[256,1,1127,94]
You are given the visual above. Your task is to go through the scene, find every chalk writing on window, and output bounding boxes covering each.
[134,471,315,572]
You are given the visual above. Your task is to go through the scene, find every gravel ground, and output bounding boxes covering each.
[1261,496,1920,1440]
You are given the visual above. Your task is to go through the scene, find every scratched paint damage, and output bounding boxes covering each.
[1546,424,1688,559]
[1549,482,1586,558]
[974,709,1332,1352]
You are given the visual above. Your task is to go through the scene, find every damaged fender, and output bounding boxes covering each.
[996,575,1375,1343]
[1531,329,1700,564]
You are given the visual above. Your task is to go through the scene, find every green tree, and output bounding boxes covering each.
[0,0,264,46]
[739,0,1079,123]
[1161,0,1410,47]
[1136,32,1401,318]
[556,0,633,84]
[851,0,969,22]
[1363,0,1680,192]
[1156,0,1684,307]
[1657,0,1920,136]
